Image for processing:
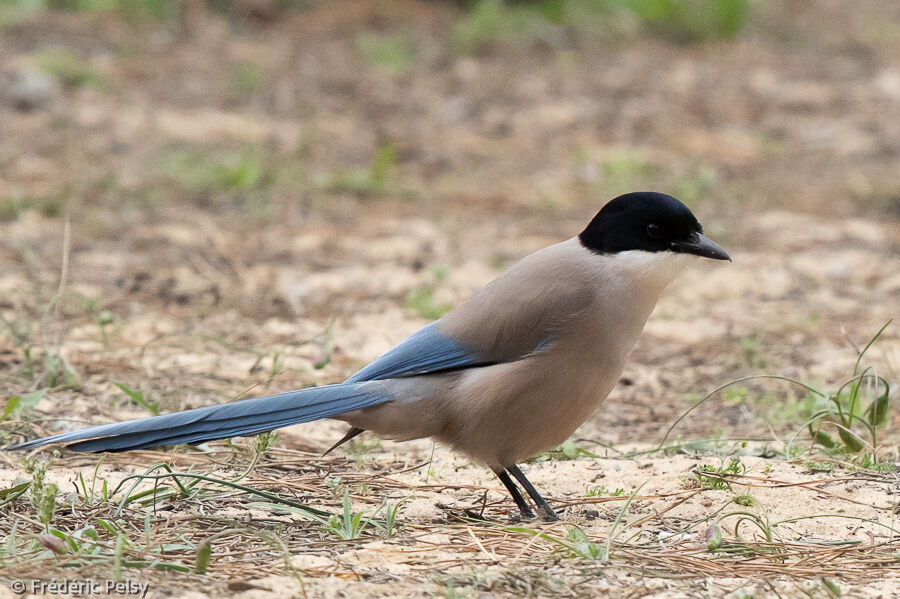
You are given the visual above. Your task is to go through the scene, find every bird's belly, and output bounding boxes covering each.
[439,355,625,468]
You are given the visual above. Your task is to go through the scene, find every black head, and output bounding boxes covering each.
[578,192,730,261]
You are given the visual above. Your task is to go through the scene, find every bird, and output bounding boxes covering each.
[9,191,730,521]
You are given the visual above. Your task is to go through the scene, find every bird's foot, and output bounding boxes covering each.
[538,505,559,522]
[511,507,537,522]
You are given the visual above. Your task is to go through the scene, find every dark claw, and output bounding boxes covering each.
[516,506,537,521]
[508,509,536,523]
[538,505,559,522]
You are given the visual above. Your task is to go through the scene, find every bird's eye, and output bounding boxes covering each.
[646,224,661,239]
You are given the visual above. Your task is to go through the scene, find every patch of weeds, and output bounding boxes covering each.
[756,390,815,427]
[219,154,269,191]
[0,0,43,26]
[118,461,330,518]
[32,349,81,389]
[562,526,604,559]
[715,509,776,545]
[162,145,272,195]
[39,0,178,20]
[121,0,177,21]
[739,334,768,369]
[161,145,275,218]
[252,431,278,460]
[532,438,598,462]
[356,32,416,76]
[38,48,108,90]
[600,151,662,197]
[161,146,225,194]
[194,538,212,574]
[119,185,167,212]
[802,459,835,473]
[722,386,748,406]
[577,151,718,209]
[586,485,625,497]
[452,0,548,55]
[324,476,343,500]
[406,265,452,320]
[620,0,749,42]
[862,190,900,219]
[2,458,327,576]
[788,321,894,465]
[732,494,755,507]
[351,482,371,497]
[672,166,717,209]
[862,459,896,473]
[0,311,34,377]
[39,186,70,218]
[74,459,109,505]
[452,0,620,55]
[2,389,47,422]
[342,437,382,465]
[314,489,372,540]
[315,141,397,197]
[821,577,842,598]
[0,189,68,220]
[247,338,320,384]
[112,381,159,416]
[83,296,116,347]
[424,442,442,483]
[0,194,26,221]
[371,498,406,539]
[230,61,263,98]
[23,458,59,532]
[453,0,748,55]
[406,285,451,320]
[424,461,441,483]
[663,321,896,469]
[792,311,821,331]
[511,482,646,561]
[45,0,117,11]
[695,457,746,490]
[441,578,469,599]
[265,350,284,382]
[510,524,604,560]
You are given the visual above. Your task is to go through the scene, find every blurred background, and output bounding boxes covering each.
[1,0,898,447]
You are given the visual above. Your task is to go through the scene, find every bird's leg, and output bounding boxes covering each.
[493,468,536,520]
[508,464,559,521]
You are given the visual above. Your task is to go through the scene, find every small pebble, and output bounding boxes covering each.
[7,67,60,111]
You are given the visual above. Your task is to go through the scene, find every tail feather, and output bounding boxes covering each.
[8,382,391,453]
[68,414,324,452]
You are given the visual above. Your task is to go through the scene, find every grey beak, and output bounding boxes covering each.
[670,232,731,261]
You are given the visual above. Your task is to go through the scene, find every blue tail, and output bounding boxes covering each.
[8,382,391,452]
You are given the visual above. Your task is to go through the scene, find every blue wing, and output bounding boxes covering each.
[345,323,488,383]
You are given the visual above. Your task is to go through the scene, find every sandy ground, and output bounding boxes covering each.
[1,1,899,597]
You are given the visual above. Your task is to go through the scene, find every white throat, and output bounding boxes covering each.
[608,250,691,291]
